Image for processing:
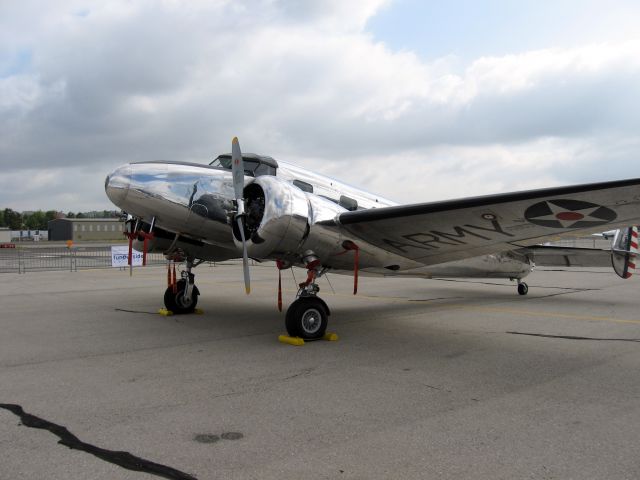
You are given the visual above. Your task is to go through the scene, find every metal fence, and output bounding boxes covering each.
[0,245,167,274]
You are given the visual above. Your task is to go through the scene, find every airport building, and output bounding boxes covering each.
[0,228,11,244]
[48,218,125,242]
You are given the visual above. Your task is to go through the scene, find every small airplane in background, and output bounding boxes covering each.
[105,138,640,340]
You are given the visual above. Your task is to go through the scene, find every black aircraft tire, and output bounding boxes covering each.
[285,297,328,340]
[517,282,529,296]
[164,279,199,314]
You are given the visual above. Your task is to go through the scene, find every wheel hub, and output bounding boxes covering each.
[301,308,322,334]
[177,292,193,308]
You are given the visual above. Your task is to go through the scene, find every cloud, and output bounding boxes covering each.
[1,0,639,210]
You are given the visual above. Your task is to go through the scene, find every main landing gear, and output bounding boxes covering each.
[285,253,331,340]
[164,258,201,314]
[517,280,529,296]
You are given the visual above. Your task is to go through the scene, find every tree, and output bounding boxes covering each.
[25,211,46,230]
[67,212,76,218]
[0,209,4,227]
[3,209,22,230]
[44,210,57,224]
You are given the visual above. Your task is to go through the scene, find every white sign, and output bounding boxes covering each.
[111,245,143,267]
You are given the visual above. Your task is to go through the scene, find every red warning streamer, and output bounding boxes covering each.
[139,231,155,266]
[125,232,136,266]
[300,259,320,288]
[342,241,360,295]
[172,263,178,293]
[276,260,285,312]
[124,230,154,266]
[278,271,282,312]
[276,260,284,312]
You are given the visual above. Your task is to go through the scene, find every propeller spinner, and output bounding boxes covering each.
[231,137,251,294]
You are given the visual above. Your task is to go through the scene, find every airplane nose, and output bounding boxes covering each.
[105,164,131,207]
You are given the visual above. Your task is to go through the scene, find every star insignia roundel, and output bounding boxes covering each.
[524,199,617,228]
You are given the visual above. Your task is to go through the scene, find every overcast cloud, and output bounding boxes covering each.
[1,0,640,210]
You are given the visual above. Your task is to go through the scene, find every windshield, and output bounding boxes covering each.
[210,156,232,169]
[209,156,276,177]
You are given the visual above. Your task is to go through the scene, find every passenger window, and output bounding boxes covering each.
[339,195,358,211]
[293,180,314,193]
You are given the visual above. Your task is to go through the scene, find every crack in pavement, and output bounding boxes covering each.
[114,308,159,315]
[282,367,317,381]
[507,332,640,342]
[408,296,465,302]
[1,330,272,369]
[432,278,599,292]
[0,404,197,480]
[207,367,320,400]
[526,290,588,299]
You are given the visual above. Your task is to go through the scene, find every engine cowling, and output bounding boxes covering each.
[233,176,311,259]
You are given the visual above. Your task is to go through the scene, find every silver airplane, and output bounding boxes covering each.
[105,138,640,339]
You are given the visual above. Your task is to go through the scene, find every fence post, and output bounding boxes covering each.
[71,249,77,272]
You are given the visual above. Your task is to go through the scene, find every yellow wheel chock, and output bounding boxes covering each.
[278,332,339,346]
[278,335,305,346]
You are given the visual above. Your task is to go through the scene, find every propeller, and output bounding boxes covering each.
[231,137,251,294]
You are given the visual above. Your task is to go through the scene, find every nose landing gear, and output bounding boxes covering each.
[163,258,201,314]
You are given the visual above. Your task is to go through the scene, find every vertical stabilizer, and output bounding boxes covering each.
[611,226,638,279]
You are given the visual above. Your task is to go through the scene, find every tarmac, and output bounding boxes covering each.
[1,264,640,479]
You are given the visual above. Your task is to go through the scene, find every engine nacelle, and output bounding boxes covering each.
[234,176,311,259]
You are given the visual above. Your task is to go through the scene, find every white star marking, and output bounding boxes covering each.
[530,202,604,228]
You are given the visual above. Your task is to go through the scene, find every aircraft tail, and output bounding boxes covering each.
[611,226,639,279]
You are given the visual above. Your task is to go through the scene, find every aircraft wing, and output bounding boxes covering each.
[337,178,640,267]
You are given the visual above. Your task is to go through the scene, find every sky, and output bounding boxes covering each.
[1,0,640,211]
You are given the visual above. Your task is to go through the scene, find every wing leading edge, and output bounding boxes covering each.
[337,178,640,266]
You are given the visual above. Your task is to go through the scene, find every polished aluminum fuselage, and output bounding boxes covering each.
[105,159,531,279]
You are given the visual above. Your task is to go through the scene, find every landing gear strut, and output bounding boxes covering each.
[164,259,200,313]
[285,252,331,339]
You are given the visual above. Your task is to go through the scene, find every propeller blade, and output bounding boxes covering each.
[232,137,250,294]
[231,137,245,210]
[236,216,251,294]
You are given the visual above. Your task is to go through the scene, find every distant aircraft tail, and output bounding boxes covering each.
[611,226,639,279]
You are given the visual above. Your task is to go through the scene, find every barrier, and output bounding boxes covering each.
[0,245,167,274]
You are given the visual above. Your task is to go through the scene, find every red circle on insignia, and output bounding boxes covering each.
[556,212,584,221]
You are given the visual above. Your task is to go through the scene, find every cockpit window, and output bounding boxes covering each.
[209,155,277,177]
[210,156,232,169]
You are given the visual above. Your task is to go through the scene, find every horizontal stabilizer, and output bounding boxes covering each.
[521,245,612,268]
